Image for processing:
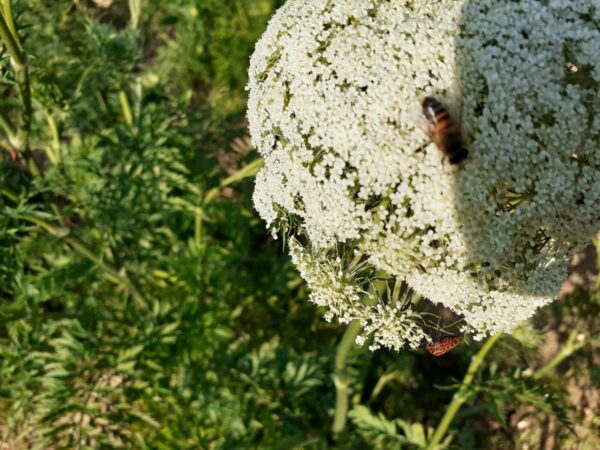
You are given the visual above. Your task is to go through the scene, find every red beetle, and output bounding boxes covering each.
[424,335,463,356]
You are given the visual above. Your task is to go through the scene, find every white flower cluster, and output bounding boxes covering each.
[288,238,428,351]
[248,0,600,349]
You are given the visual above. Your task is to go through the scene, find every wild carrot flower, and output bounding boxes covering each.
[248,0,600,350]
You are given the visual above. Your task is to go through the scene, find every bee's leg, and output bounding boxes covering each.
[414,142,428,154]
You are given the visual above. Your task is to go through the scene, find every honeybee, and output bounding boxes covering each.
[422,96,468,164]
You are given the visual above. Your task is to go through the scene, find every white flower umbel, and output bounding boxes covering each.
[248,0,600,350]
[288,238,428,351]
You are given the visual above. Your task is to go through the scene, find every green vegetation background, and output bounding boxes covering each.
[0,1,598,448]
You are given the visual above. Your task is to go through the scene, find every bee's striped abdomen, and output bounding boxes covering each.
[422,96,468,165]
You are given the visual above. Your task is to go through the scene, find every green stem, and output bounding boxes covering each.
[426,333,502,450]
[0,0,17,37]
[0,110,14,137]
[192,159,263,244]
[332,319,362,435]
[0,8,24,65]
[533,325,585,380]
[0,3,33,157]
[203,159,264,205]
[128,0,142,30]
[15,65,32,148]
[119,90,133,127]
[0,186,18,202]
[332,280,381,437]
[45,112,61,164]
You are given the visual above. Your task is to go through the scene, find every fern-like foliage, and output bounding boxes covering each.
[349,405,452,450]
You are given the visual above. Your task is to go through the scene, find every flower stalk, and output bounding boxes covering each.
[0,5,22,64]
[203,158,264,205]
[426,333,502,450]
[0,3,31,151]
[533,324,585,380]
[332,280,382,437]
[128,0,142,30]
[0,0,16,36]
[332,319,362,436]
